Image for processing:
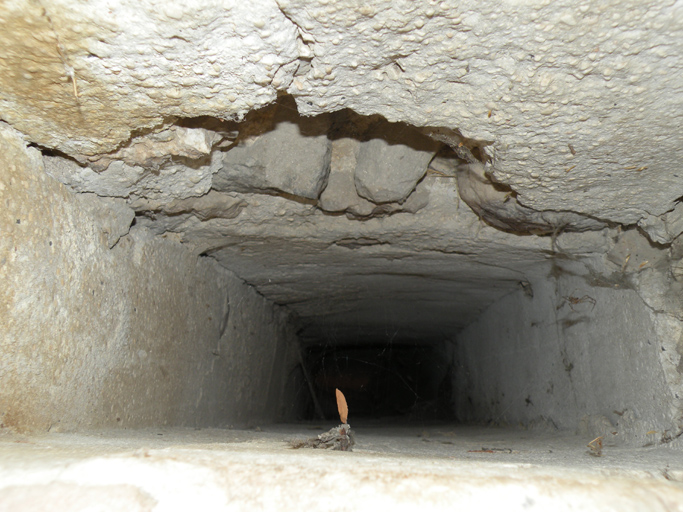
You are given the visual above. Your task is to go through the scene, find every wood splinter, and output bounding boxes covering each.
[336,388,348,424]
[587,436,603,457]
[290,388,355,451]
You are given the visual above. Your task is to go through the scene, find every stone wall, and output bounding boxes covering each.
[454,256,683,445]
[0,123,299,432]
[1,0,682,440]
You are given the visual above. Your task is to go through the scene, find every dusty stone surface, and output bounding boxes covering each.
[456,268,683,443]
[639,203,683,245]
[319,126,436,217]
[84,125,225,172]
[319,137,375,215]
[134,174,554,342]
[0,123,299,432]
[2,0,683,449]
[43,150,220,202]
[212,101,332,199]
[353,123,439,204]
[0,0,681,228]
[131,190,247,222]
[1,426,683,511]
[0,0,300,154]
[279,0,683,227]
[456,162,606,235]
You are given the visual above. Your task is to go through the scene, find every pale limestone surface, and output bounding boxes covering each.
[280,0,683,226]
[1,426,683,512]
[0,123,299,432]
[212,103,332,199]
[1,0,681,226]
[0,0,299,154]
[456,272,679,442]
[1,0,683,483]
[353,125,439,203]
[43,153,220,201]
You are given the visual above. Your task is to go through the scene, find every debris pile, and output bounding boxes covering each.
[291,388,355,452]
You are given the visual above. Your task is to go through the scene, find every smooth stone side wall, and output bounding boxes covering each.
[454,269,681,444]
[0,123,299,432]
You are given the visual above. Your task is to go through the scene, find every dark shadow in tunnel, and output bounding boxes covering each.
[299,341,454,424]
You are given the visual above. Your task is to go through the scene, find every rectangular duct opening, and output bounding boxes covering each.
[3,97,683,508]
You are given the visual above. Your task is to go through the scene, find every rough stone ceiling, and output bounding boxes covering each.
[1,0,682,342]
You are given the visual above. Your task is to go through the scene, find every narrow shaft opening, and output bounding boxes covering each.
[3,2,683,507]
[2,96,679,447]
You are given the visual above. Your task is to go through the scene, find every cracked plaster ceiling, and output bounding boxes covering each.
[1,0,682,342]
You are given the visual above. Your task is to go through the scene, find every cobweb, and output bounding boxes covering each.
[293,325,455,425]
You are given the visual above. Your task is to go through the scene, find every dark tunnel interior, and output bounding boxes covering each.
[298,339,455,424]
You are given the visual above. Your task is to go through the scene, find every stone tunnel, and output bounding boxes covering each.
[1,0,683,509]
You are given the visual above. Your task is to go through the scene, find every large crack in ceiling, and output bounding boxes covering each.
[2,0,682,342]
[40,95,615,343]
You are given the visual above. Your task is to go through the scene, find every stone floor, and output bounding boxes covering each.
[1,421,683,511]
